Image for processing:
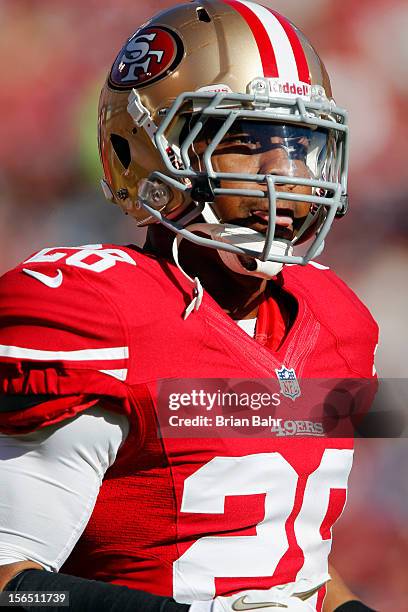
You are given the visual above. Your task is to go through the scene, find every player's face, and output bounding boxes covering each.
[192,120,327,241]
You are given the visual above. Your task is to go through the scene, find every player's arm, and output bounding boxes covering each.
[0,259,191,611]
[1,566,322,612]
[0,402,192,612]
[0,561,43,590]
[0,402,308,612]
[323,564,376,612]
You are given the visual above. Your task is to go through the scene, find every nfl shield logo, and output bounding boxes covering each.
[275,365,301,401]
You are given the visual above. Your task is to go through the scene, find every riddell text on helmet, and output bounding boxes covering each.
[269,79,312,99]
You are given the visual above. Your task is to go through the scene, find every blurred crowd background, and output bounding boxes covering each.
[0,0,407,609]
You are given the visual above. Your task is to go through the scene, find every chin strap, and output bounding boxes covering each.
[199,203,292,278]
[172,236,204,320]
[186,222,293,279]
[217,248,284,279]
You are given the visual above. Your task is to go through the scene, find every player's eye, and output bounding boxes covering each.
[288,141,308,160]
[220,134,257,146]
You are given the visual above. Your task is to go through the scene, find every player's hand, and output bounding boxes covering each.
[189,587,317,611]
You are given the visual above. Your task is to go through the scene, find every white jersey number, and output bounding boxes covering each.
[23,244,136,287]
[173,449,353,602]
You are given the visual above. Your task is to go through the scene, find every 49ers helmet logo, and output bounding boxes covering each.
[109,26,184,89]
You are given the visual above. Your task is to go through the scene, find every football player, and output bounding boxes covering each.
[0,1,378,611]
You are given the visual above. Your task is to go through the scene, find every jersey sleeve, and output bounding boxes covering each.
[325,269,379,379]
[318,268,380,431]
[0,248,133,434]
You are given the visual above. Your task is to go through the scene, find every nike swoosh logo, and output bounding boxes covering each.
[23,268,63,288]
[232,596,288,611]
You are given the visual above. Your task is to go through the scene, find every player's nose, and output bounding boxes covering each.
[258,147,296,183]
[259,147,292,175]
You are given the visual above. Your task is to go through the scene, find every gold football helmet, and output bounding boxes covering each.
[98,0,349,277]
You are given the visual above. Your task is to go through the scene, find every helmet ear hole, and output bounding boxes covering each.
[110,134,131,169]
[196,7,211,22]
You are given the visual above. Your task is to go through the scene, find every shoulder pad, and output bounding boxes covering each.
[0,245,133,429]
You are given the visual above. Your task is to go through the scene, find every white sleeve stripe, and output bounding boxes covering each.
[372,343,378,376]
[0,344,129,361]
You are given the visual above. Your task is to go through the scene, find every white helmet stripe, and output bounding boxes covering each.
[225,0,309,83]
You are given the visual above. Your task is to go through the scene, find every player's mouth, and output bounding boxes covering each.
[248,208,295,239]
[252,209,294,229]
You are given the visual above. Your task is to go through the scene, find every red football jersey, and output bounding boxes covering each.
[0,244,378,609]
